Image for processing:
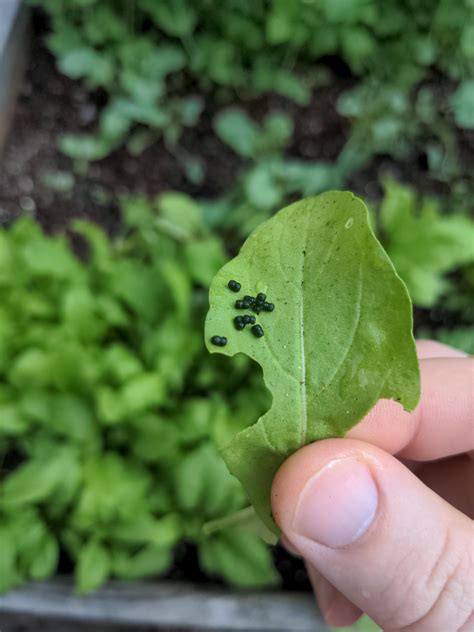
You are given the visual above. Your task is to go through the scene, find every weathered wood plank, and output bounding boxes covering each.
[0,0,29,151]
[0,579,328,631]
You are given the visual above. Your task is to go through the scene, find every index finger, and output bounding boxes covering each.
[347,341,474,460]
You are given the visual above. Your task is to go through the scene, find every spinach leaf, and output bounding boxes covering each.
[205,192,420,532]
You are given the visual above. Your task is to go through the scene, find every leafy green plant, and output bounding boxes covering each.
[205,193,420,531]
[208,108,342,235]
[0,197,278,592]
[378,179,474,308]
[31,0,473,178]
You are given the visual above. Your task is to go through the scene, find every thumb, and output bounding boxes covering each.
[272,439,473,631]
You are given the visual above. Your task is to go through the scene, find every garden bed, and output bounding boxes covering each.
[0,8,472,630]
[1,12,467,235]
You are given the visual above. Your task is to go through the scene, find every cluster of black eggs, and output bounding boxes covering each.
[210,280,275,346]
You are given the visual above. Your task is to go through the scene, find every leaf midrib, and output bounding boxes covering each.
[299,217,309,447]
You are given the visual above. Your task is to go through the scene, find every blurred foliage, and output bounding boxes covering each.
[205,116,474,312]
[0,197,278,593]
[1,177,472,593]
[30,0,473,183]
[207,108,342,234]
[378,179,474,307]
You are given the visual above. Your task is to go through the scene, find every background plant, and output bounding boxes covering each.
[1,177,472,593]
[30,0,474,186]
[0,197,278,593]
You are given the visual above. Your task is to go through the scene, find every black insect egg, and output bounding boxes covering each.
[251,324,264,338]
[234,316,245,330]
[228,279,241,292]
[211,335,227,346]
[235,300,245,309]
[263,302,274,312]
[256,292,266,304]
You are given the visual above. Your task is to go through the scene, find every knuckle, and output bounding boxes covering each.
[383,527,473,631]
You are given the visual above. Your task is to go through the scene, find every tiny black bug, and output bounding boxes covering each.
[242,299,252,309]
[242,314,255,325]
[251,324,264,338]
[252,304,262,314]
[211,335,227,346]
[235,300,245,309]
[228,280,241,292]
[243,295,256,304]
[263,302,274,312]
[256,292,266,304]
[234,316,245,330]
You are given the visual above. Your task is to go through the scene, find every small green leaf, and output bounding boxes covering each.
[0,526,18,591]
[156,192,204,241]
[1,449,75,506]
[58,48,114,86]
[121,373,165,414]
[205,193,419,532]
[76,539,111,593]
[199,529,278,588]
[112,544,172,579]
[380,179,474,307]
[451,80,474,129]
[29,532,59,580]
[214,109,259,158]
[244,165,282,210]
[184,237,226,285]
[0,403,28,435]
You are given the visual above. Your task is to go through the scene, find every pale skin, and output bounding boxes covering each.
[272,340,474,630]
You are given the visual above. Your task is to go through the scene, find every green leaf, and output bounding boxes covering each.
[109,513,181,547]
[58,48,114,86]
[1,448,77,507]
[59,134,115,161]
[184,237,226,285]
[140,0,197,37]
[112,544,172,579]
[49,393,97,444]
[214,109,259,158]
[205,192,419,532]
[174,444,245,519]
[199,529,278,588]
[0,526,18,591]
[156,192,204,241]
[380,179,474,307]
[451,80,474,129]
[76,539,111,593]
[244,165,282,210]
[121,373,165,414]
[102,344,143,383]
[0,403,28,435]
[29,532,59,580]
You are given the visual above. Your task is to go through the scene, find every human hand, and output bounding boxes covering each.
[272,341,473,630]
